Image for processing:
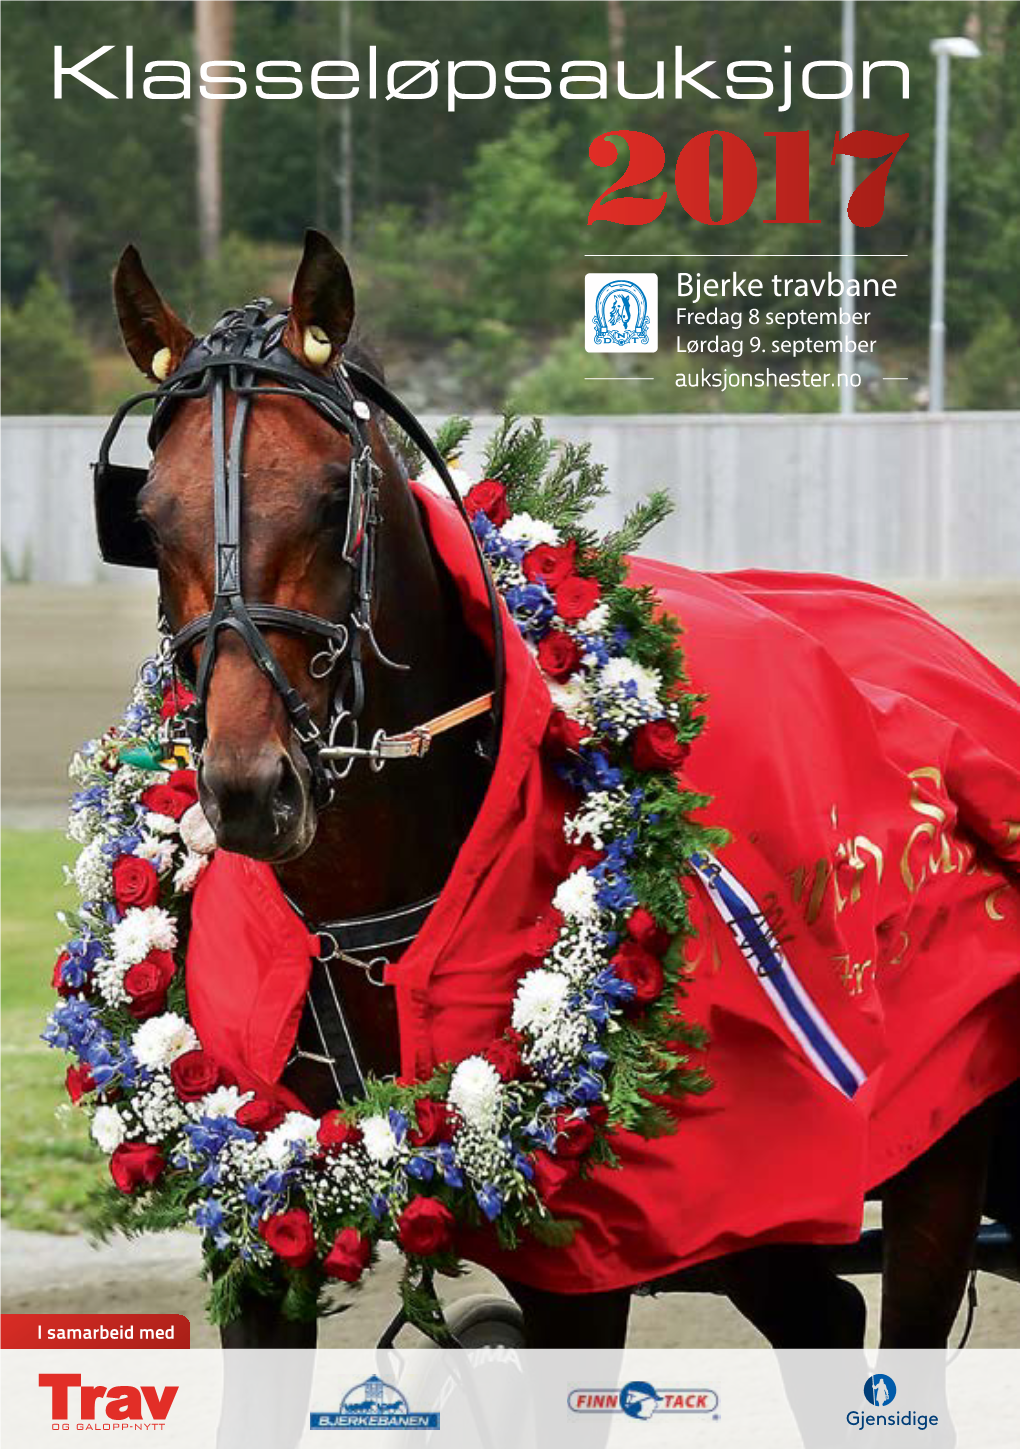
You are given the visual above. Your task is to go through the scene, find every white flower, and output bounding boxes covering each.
[261,1112,320,1166]
[111,907,177,968]
[419,460,472,497]
[501,511,560,548]
[599,656,663,707]
[132,1011,198,1070]
[360,1114,400,1165]
[553,868,600,921]
[448,1055,503,1129]
[583,602,610,634]
[197,1085,253,1120]
[135,836,177,874]
[173,851,208,894]
[512,969,572,1035]
[546,676,594,725]
[91,1105,126,1154]
[180,803,217,856]
[145,811,179,837]
[74,839,110,900]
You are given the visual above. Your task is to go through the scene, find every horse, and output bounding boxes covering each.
[106,232,1018,1392]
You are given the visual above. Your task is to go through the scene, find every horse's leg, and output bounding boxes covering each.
[715,1245,867,1449]
[715,1243,866,1348]
[879,1100,993,1348]
[217,1292,317,1449]
[498,1277,630,1347]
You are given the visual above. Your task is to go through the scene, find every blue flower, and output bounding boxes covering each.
[504,583,555,640]
[583,1044,611,1071]
[596,967,635,1003]
[406,1155,435,1183]
[570,1070,605,1104]
[513,1152,535,1181]
[196,1199,230,1247]
[476,1184,504,1222]
[388,1108,408,1144]
[435,1144,464,1189]
[370,1193,389,1221]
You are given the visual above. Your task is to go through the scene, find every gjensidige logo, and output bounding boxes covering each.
[38,1373,179,1429]
[585,274,658,352]
[310,1375,440,1431]
[847,1373,941,1432]
[569,1380,719,1420]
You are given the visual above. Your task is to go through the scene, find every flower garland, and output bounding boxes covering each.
[44,416,723,1332]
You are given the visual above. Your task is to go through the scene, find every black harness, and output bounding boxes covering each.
[93,299,505,807]
[93,300,506,1099]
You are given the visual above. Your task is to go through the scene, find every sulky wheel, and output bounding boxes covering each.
[443,1293,527,1348]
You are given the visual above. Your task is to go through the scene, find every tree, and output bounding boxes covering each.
[1,274,93,414]
[195,0,234,263]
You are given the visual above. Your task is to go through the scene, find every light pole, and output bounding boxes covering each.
[928,36,981,412]
[840,0,855,416]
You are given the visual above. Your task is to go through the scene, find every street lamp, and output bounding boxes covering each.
[928,36,981,412]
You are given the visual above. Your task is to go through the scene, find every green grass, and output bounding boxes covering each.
[2,828,108,1232]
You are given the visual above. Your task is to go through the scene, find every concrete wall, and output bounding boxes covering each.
[3,412,1018,583]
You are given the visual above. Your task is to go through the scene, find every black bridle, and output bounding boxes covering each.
[93,300,505,806]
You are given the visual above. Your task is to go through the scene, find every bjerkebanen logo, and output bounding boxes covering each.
[585,274,659,354]
[569,1381,719,1420]
[310,1374,440,1431]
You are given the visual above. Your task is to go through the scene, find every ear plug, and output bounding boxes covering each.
[151,347,172,381]
[303,325,332,367]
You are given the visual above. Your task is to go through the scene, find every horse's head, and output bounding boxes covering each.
[112,233,378,862]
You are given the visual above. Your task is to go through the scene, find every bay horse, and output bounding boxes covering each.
[108,233,1016,1388]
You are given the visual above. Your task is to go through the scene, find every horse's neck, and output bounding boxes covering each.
[274,458,490,928]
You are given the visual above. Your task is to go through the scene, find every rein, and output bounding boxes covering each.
[93,299,505,807]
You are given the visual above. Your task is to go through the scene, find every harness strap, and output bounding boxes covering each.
[320,691,494,764]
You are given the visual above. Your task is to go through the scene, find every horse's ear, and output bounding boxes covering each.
[113,246,194,382]
[286,229,355,370]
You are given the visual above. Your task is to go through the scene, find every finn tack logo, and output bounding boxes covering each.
[310,1375,439,1431]
[569,1382,719,1419]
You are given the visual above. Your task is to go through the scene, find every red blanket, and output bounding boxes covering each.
[188,486,1020,1293]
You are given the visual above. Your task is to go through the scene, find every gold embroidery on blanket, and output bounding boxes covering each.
[985,885,1008,922]
[790,832,884,926]
[832,953,874,995]
[900,766,973,893]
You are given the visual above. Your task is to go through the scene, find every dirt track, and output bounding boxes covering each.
[2,1222,1017,1349]
[2,582,1018,1345]
[2,581,1018,823]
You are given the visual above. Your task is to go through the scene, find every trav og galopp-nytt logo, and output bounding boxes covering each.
[585,273,659,353]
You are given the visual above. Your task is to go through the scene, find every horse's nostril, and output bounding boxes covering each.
[199,747,311,858]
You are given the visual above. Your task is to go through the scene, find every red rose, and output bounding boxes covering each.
[555,574,601,624]
[65,1063,94,1103]
[626,906,671,958]
[554,1113,596,1159]
[544,709,587,759]
[323,1227,372,1283]
[522,540,576,589]
[524,911,564,960]
[409,1099,454,1147]
[161,682,195,720]
[531,1150,580,1202]
[259,1208,316,1268]
[317,1110,364,1152]
[112,854,160,912]
[484,1034,524,1082]
[397,1197,455,1257]
[52,952,74,998]
[588,1102,610,1129]
[140,770,199,822]
[123,950,176,1021]
[464,479,510,528]
[536,630,582,682]
[568,844,603,873]
[631,721,690,773]
[110,1141,165,1194]
[170,1050,221,1102]
[610,941,665,1005]
[237,1098,287,1134]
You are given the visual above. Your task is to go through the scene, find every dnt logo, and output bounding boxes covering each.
[585,274,659,353]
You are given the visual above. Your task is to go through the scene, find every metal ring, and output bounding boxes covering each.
[309,627,349,679]
[316,931,340,963]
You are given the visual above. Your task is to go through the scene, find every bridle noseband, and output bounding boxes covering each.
[93,299,504,806]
